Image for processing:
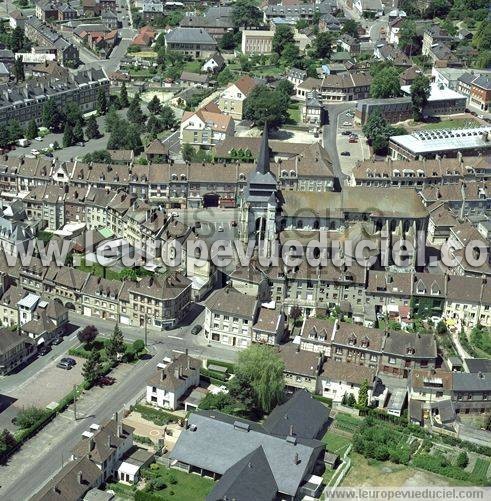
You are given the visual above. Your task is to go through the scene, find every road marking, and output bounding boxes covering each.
[168,335,183,340]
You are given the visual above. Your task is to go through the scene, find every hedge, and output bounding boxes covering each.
[134,404,179,426]
[134,434,153,445]
[200,374,227,386]
[313,395,333,406]
[200,367,228,382]
[206,359,236,374]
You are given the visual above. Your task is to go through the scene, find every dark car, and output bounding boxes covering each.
[60,357,76,366]
[38,345,51,356]
[340,151,351,156]
[51,336,63,345]
[341,130,351,135]
[191,325,202,335]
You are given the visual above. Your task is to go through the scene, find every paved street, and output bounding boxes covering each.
[0,306,238,500]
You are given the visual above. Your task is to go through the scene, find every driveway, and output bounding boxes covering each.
[336,109,369,176]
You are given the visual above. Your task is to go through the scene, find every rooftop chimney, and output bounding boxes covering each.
[88,437,95,454]
[77,471,83,485]
[294,452,299,465]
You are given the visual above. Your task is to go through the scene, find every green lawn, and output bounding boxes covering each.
[421,118,480,130]
[334,413,363,434]
[287,103,301,124]
[322,431,351,456]
[182,60,203,73]
[141,464,214,500]
[77,258,122,281]
[472,458,490,480]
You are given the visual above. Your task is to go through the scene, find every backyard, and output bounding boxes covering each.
[419,117,481,130]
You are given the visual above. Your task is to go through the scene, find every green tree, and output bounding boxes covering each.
[25,119,39,140]
[65,102,83,127]
[436,320,448,335]
[281,43,300,66]
[83,150,111,163]
[106,324,125,364]
[0,429,16,456]
[272,25,294,56]
[105,106,121,133]
[146,115,163,138]
[97,88,108,115]
[0,127,9,148]
[119,82,130,108]
[357,379,369,409]
[370,66,402,98]
[132,339,145,354]
[234,345,285,413]
[42,98,62,131]
[456,451,469,468]
[399,19,419,54]
[127,94,145,124]
[277,79,294,97]
[219,31,238,50]
[7,121,23,144]
[243,85,290,127]
[182,143,194,163]
[62,124,74,148]
[289,305,302,323]
[85,115,100,140]
[14,407,47,429]
[73,122,84,144]
[313,31,334,59]
[13,56,24,82]
[426,0,451,18]
[232,0,262,29]
[341,20,359,38]
[217,67,234,86]
[10,26,25,52]
[472,20,491,50]
[82,350,103,386]
[347,394,356,407]
[147,95,162,114]
[160,105,176,129]
[410,74,431,121]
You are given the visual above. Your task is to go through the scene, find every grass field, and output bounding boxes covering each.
[182,60,203,73]
[334,413,363,434]
[421,118,480,130]
[343,453,472,488]
[472,458,490,480]
[287,103,301,124]
[322,431,351,456]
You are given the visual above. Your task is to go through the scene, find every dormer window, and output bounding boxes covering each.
[406,347,415,355]
[361,336,369,348]
[348,334,356,346]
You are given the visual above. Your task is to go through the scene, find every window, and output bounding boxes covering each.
[389,357,396,364]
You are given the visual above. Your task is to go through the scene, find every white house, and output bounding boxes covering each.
[388,17,404,46]
[201,52,225,73]
[218,75,257,120]
[146,353,201,410]
[353,0,383,16]
[319,359,376,403]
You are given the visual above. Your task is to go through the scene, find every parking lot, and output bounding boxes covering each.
[0,355,84,431]
[336,109,370,175]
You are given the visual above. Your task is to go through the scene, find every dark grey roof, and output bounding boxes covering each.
[257,122,270,176]
[170,410,324,497]
[434,399,456,423]
[263,389,330,440]
[206,446,277,501]
[464,358,491,373]
[165,27,216,45]
[383,331,437,359]
[453,372,491,392]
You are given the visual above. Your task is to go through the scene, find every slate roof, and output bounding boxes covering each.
[383,331,437,359]
[0,328,33,355]
[263,389,330,440]
[452,372,490,392]
[170,410,324,497]
[166,27,216,45]
[206,446,277,501]
[205,287,258,318]
[147,354,201,392]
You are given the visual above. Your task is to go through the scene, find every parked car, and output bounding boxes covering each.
[342,121,351,126]
[191,325,202,335]
[38,345,51,356]
[57,360,72,370]
[341,130,352,135]
[60,357,76,367]
[348,137,358,143]
[35,136,43,142]
[340,151,351,156]
[51,336,63,345]
[31,149,40,156]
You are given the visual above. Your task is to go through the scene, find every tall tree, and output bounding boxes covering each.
[85,115,100,139]
[10,26,25,52]
[313,31,334,59]
[398,19,419,54]
[41,98,62,131]
[243,85,290,127]
[146,115,163,138]
[7,121,23,144]
[410,74,431,121]
[272,25,294,56]
[106,324,125,364]
[73,122,84,143]
[370,66,402,98]
[181,143,194,163]
[65,102,83,127]
[119,82,129,108]
[235,345,285,413]
[96,88,108,115]
[127,94,145,124]
[25,119,39,140]
[13,56,24,82]
[105,106,121,133]
[160,105,176,129]
[82,350,103,386]
[357,379,369,409]
[232,0,262,29]
[341,19,359,38]
[63,124,74,148]
[147,95,162,114]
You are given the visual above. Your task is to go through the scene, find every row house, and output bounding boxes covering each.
[204,286,260,348]
[125,273,192,330]
[349,155,489,189]
[0,328,35,375]
[81,275,123,321]
[23,184,66,231]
